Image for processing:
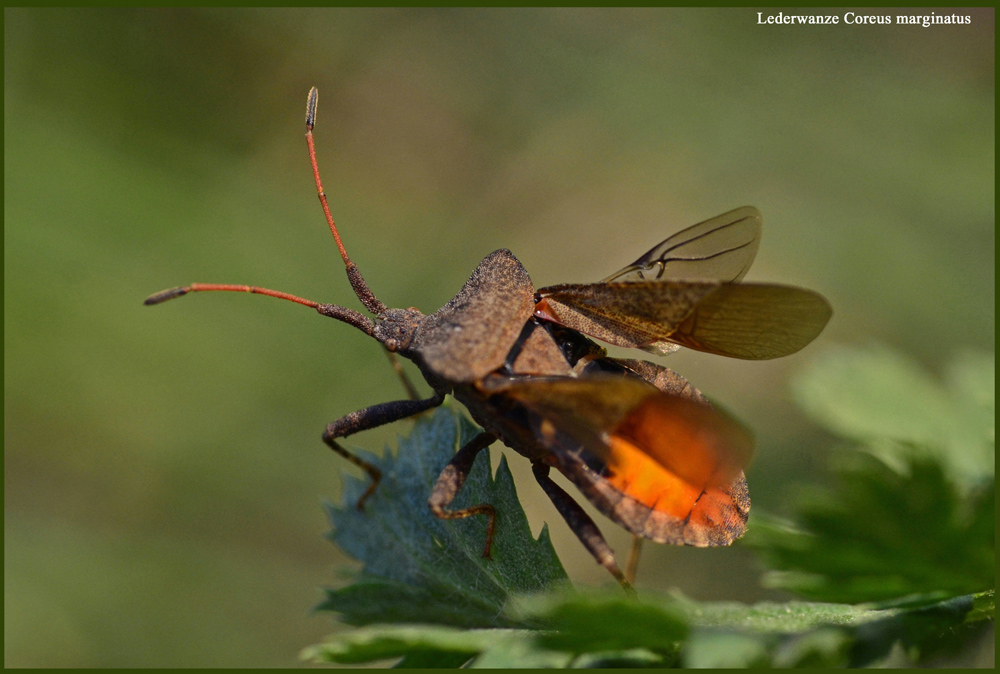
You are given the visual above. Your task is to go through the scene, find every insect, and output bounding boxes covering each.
[146,88,832,592]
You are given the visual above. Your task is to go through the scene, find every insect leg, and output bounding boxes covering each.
[625,536,643,585]
[428,431,498,559]
[383,348,421,401]
[531,463,635,595]
[324,392,446,510]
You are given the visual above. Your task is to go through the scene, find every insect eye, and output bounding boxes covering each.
[385,338,399,352]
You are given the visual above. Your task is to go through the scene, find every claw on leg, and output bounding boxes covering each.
[428,432,498,558]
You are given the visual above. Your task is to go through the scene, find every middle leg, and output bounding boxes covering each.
[428,431,498,559]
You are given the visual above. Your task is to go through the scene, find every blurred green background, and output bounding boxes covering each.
[5,8,993,667]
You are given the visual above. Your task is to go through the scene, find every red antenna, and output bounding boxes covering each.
[305,87,386,316]
[144,88,382,336]
[145,284,321,308]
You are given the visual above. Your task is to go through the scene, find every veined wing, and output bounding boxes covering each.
[603,206,762,283]
[535,281,831,359]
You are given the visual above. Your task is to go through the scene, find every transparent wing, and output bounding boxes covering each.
[661,283,832,359]
[534,281,832,359]
[603,206,762,283]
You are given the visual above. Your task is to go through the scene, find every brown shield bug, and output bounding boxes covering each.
[146,88,832,592]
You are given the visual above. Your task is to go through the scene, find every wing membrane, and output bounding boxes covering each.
[603,206,762,283]
[665,283,832,359]
[535,282,831,359]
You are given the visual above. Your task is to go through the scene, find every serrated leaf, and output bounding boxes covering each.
[319,406,569,629]
[791,345,994,483]
[747,452,995,603]
[302,623,573,668]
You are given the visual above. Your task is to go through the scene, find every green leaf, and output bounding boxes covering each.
[676,596,884,632]
[683,630,774,668]
[513,591,686,664]
[770,627,854,668]
[306,585,993,667]
[395,650,477,668]
[849,590,993,666]
[747,451,995,603]
[318,406,569,629]
[965,589,995,624]
[513,589,993,668]
[791,345,994,483]
[466,637,573,668]
[680,591,994,668]
[300,625,552,667]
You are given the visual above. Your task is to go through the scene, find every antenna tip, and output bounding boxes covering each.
[144,286,189,305]
[306,87,319,129]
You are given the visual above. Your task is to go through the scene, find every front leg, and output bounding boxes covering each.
[324,392,445,510]
[383,348,421,401]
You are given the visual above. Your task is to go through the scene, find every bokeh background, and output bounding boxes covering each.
[5,8,994,667]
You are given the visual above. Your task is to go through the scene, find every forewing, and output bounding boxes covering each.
[534,281,721,355]
[488,376,753,499]
[603,206,762,283]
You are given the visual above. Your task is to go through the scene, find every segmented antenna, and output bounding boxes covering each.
[143,282,376,336]
[143,89,386,336]
[305,87,387,316]
[144,284,320,308]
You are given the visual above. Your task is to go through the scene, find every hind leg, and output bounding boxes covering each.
[532,462,635,595]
